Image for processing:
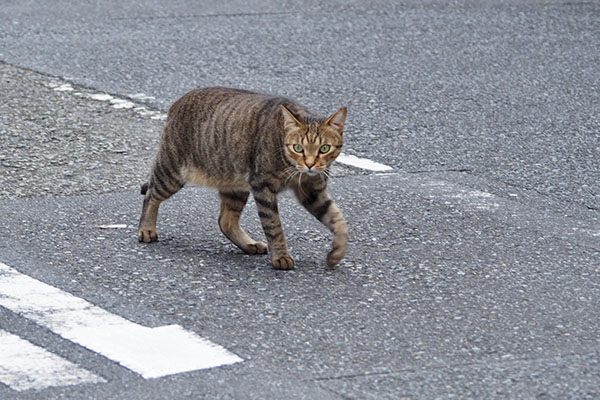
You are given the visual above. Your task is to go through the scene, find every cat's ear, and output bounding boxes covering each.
[325,107,347,134]
[280,105,303,131]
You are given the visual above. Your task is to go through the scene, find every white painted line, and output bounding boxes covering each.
[109,98,136,109]
[98,224,128,229]
[150,113,167,120]
[423,180,500,211]
[129,93,156,101]
[53,83,74,92]
[337,153,393,172]
[0,329,105,391]
[88,92,167,118]
[89,93,114,102]
[0,263,243,379]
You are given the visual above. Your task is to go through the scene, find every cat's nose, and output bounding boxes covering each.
[305,158,316,169]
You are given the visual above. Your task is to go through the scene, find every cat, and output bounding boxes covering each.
[138,87,348,270]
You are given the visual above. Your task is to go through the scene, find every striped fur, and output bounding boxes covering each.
[138,87,348,269]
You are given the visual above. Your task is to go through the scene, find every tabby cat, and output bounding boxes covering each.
[138,87,348,270]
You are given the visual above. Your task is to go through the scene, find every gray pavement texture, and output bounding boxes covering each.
[0,0,599,399]
[1,172,599,399]
[0,63,161,198]
[1,0,598,209]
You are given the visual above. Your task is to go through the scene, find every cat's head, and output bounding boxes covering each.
[281,105,346,176]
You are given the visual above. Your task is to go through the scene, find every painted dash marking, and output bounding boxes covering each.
[0,263,242,379]
[337,153,393,172]
[0,329,105,391]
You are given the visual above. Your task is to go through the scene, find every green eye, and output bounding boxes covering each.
[319,144,331,154]
[293,144,304,153]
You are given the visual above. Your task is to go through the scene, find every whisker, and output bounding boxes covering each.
[284,173,296,185]
[285,166,298,175]
[297,172,307,198]
[283,167,299,186]
[283,173,294,184]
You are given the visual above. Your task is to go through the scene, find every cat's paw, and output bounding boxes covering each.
[138,229,158,243]
[243,241,268,255]
[326,232,347,268]
[326,242,346,268]
[272,254,295,270]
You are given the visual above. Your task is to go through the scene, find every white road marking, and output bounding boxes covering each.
[89,93,114,102]
[0,330,105,391]
[336,153,393,172]
[98,224,128,229]
[109,98,136,109]
[88,91,166,119]
[53,83,74,92]
[422,180,501,211]
[0,262,242,379]
[150,112,167,120]
[129,93,156,101]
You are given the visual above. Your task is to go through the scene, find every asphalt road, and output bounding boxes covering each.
[1,1,599,399]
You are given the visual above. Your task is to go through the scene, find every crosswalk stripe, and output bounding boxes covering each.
[0,329,105,391]
[0,262,242,379]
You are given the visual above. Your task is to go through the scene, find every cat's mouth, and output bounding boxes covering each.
[297,166,322,176]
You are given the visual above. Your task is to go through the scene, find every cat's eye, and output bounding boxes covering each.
[319,144,331,154]
[293,144,304,153]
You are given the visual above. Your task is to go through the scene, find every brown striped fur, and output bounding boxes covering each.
[138,87,348,269]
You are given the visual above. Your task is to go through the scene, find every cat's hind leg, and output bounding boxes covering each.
[138,191,161,243]
[218,190,268,255]
[138,161,185,242]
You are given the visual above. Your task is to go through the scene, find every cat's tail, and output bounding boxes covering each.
[140,182,149,195]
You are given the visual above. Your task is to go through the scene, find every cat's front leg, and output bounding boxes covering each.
[294,185,348,268]
[251,182,294,270]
